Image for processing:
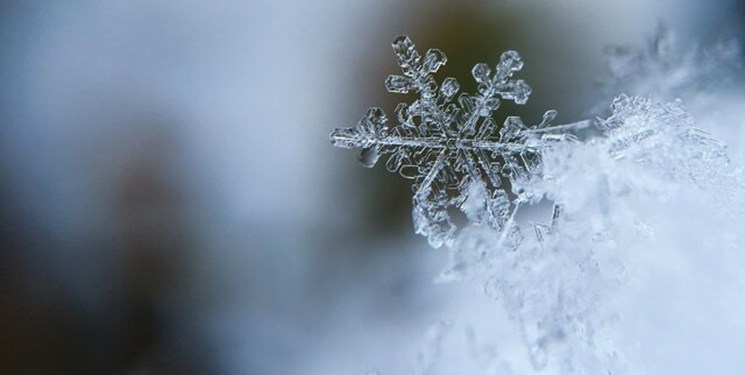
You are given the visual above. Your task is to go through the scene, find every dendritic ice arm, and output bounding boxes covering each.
[330,35,588,248]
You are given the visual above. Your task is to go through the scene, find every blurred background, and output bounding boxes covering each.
[1,1,743,374]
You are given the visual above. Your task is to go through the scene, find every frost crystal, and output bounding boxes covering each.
[330,35,587,248]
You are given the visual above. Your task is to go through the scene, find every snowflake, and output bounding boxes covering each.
[330,35,587,248]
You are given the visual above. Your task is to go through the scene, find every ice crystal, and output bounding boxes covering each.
[596,95,743,210]
[330,35,587,248]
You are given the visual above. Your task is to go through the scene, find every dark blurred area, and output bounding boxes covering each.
[0,1,743,374]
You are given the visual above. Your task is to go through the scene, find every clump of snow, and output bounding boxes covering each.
[440,95,745,374]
